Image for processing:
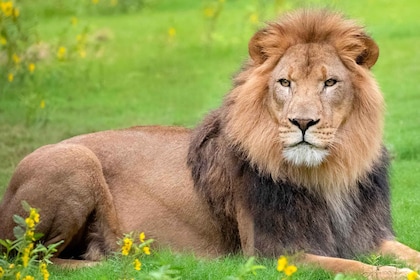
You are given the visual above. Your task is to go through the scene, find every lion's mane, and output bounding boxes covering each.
[187,10,392,257]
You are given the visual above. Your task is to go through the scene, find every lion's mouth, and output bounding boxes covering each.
[283,142,329,167]
[289,140,314,148]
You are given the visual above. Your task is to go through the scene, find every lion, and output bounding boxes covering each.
[0,9,419,279]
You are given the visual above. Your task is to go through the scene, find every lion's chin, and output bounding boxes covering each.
[283,144,329,167]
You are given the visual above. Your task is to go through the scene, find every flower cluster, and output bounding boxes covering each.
[133,258,141,271]
[118,232,153,278]
[0,1,39,85]
[277,256,298,279]
[120,232,152,259]
[39,262,49,280]
[56,46,67,61]
[121,236,133,256]
[0,1,18,18]
[0,202,62,280]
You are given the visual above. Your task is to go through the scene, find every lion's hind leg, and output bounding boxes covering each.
[0,143,121,261]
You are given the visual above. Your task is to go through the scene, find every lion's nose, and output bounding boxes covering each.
[289,118,320,133]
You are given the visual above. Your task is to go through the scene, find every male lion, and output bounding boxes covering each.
[0,9,419,279]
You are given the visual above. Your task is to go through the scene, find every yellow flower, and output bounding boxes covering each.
[284,265,297,276]
[0,36,7,45]
[139,232,146,243]
[79,49,86,58]
[25,218,35,229]
[22,254,29,267]
[40,100,46,109]
[8,73,14,82]
[277,256,288,272]
[13,7,19,17]
[57,46,67,60]
[133,258,141,271]
[168,27,176,38]
[23,276,34,280]
[143,246,150,255]
[40,262,50,280]
[9,263,15,269]
[408,271,419,280]
[249,13,259,24]
[1,1,13,17]
[277,256,298,277]
[203,7,215,18]
[0,267,4,278]
[26,229,35,240]
[40,262,47,270]
[76,34,83,43]
[22,243,34,267]
[121,237,133,256]
[71,16,78,26]
[92,0,99,4]
[15,271,21,280]
[12,53,21,64]
[28,63,36,73]
[29,208,40,223]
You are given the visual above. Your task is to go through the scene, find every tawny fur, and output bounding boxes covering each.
[0,9,419,279]
[225,9,383,194]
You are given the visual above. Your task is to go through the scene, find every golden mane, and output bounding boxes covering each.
[222,9,384,201]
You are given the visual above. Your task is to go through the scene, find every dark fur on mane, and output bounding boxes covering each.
[241,150,393,258]
[188,111,393,258]
[187,109,241,253]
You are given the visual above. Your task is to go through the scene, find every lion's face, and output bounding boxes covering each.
[268,43,355,167]
[224,10,383,189]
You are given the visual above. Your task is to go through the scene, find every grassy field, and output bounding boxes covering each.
[1,0,419,279]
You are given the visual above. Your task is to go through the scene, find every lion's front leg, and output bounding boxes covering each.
[379,240,420,270]
[302,253,412,280]
[236,201,255,256]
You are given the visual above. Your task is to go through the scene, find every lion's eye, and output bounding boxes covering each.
[324,79,337,87]
[278,78,291,87]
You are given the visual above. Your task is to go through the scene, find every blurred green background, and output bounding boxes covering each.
[0,0,419,278]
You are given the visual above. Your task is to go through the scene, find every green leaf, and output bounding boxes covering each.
[46,240,64,251]
[243,257,266,275]
[33,232,44,241]
[21,200,31,212]
[148,265,181,280]
[13,214,26,228]
[0,238,12,249]
[13,225,25,239]
[0,258,10,267]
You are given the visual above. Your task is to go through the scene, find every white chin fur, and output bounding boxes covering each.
[283,144,329,167]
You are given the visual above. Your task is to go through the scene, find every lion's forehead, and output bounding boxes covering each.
[274,43,346,81]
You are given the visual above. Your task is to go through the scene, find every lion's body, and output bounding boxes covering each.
[0,127,227,259]
[1,9,420,278]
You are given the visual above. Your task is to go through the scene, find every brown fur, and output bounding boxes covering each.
[0,9,419,279]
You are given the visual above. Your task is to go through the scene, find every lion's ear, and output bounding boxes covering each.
[248,28,269,64]
[248,26,285,64]
[355,35,379,69]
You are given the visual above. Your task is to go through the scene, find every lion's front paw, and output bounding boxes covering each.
[365,266,413,280]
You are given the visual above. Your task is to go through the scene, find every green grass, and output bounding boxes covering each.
[47,250,338,280]
[1,0,420,279]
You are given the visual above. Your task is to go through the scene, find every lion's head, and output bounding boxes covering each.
[221,10,384,198]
